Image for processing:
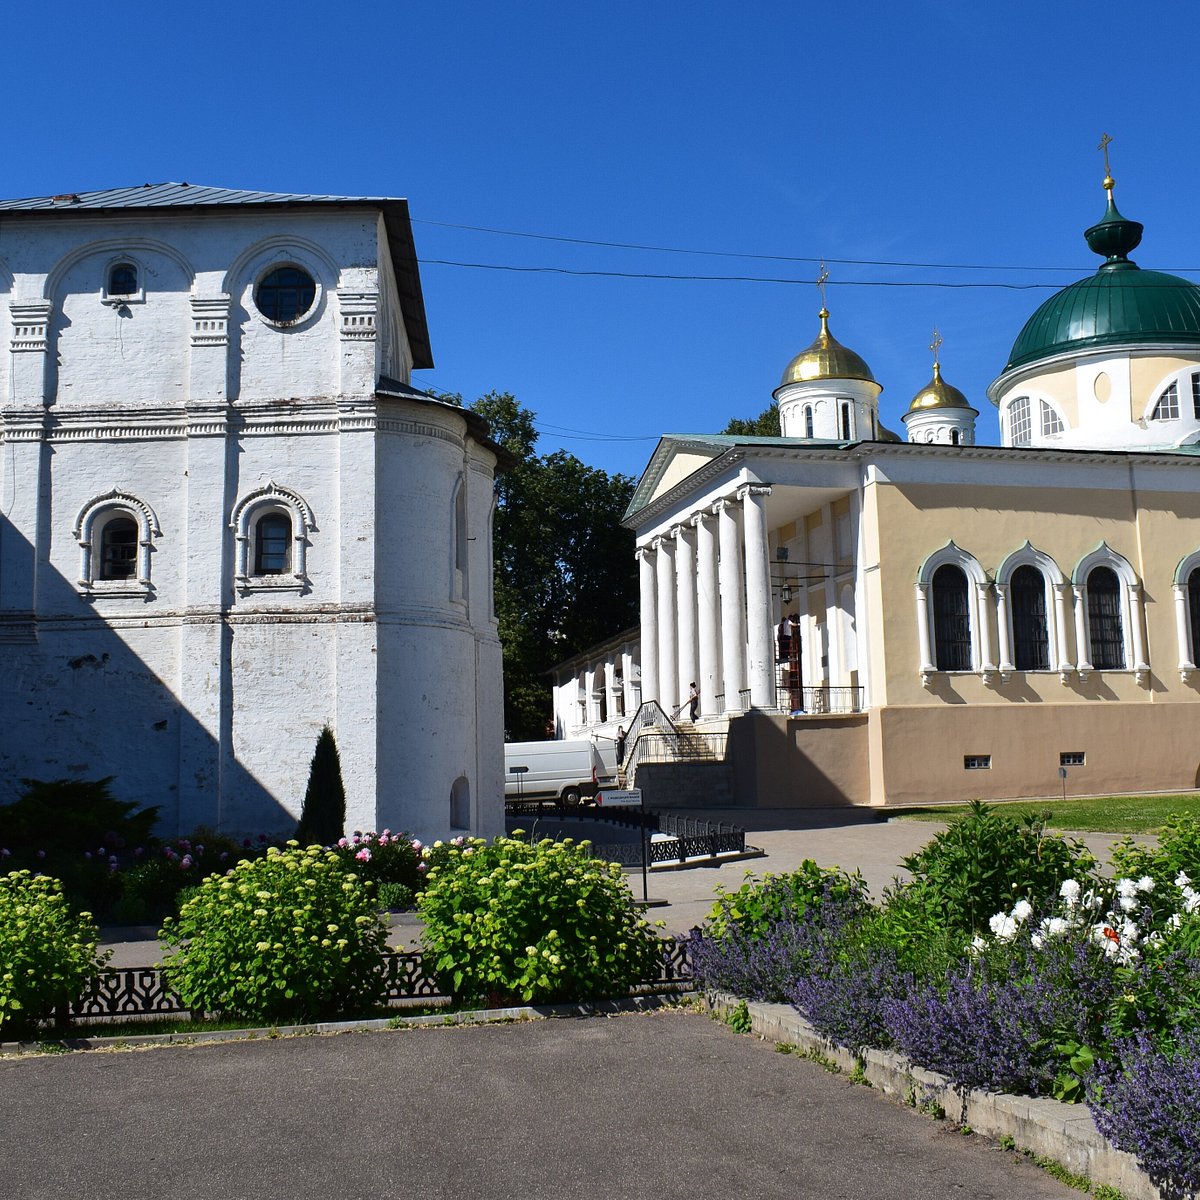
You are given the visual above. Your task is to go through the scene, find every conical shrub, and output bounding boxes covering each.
[295,726,346,847]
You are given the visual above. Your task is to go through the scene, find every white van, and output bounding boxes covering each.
[503,739,612,806]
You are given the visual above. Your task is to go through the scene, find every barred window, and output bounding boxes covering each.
[839,401,852,440]
[1008,395,1032,446]
[932,563,971,671]
[964,755,991,770]
[254,512,292,576]
[1040,400,1064,437]
[1188,568,1200,667]
[1087,566,1125,670]
[804,406,814,438]
[1151,382,1180,421]
[100,517,138,581]
[108,263,138,296]
[1011,565,1050,671]
[1060,751,1085,767]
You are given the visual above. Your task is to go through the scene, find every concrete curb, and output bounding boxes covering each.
[0,993,681,1056]
[706,994,1165,1200]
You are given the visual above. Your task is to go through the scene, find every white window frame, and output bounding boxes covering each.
[74,490,161,597]
[1039,398,1065,438]
[1171,549,1200,681]
[914,541,995,684]
[100,255,146,306]
[1150,380,1180,421]
[1006,395,1032,447]
[1070,544,1147,684]
[231,482,315,594]
[450,475,468,605]
[994,542,1071,682]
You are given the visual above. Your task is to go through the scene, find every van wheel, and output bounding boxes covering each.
[562,786,582,807]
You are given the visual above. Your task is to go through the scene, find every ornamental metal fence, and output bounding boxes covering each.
[63,939,694,1025]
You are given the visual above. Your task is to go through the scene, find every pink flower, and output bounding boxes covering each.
[180,855,193,870]
[381,829,391,839]
[417,862,428,873]
[411,839,422,851]
[355,848,372,863]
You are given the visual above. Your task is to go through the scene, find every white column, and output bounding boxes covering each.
[849,486,871,707]
[716,498,746,710]
[694,511,721,717]
[995,584,1014,676]
[822,504,841,690]
[1174,585,1194,679]
[915,583,934,682]
[604,660,618,721]
[655,536,679,716]
[674,523,699,712]
[977,582,996,677]
[1054,583,1074,680]
[1073,585,1092,677]
[740,485,774,707]
[637,547,658,707]
[621,647,637,714]
[584,667,598,726]
[1129,585,1149,683]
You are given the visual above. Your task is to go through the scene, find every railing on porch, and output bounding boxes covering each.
[630,731,727,766]
[781,685,865,715]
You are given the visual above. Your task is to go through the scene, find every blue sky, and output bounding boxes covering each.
[7,1,1200,477]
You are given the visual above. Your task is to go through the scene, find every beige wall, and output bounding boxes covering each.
[874,478,1200,708]
[875,702,1200,805]
[728,710,870,807]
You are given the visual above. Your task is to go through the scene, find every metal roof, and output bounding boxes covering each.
[0,183,433,367]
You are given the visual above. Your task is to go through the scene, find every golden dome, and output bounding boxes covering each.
[907,362,972,412]
[776,309,877,389]
[876,422,903,443]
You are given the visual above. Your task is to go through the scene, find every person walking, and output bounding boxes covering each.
[687,681,700,722]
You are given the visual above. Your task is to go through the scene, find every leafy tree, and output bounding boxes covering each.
[471,392,638,740]
[722,403,781,437]
[295,727,346,846]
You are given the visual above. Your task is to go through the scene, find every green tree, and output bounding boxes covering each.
[471,392,638,740]
[722,403,781,437]
[295,727,346,846]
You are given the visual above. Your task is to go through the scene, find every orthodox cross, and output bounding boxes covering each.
[930,326,943,367]
[1098,132,1115,192]
[816,260,829,314]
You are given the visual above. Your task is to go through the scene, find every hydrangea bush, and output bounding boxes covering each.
[0,870,109,1039]
[418,833,662,1005]
[160,844,389,1023]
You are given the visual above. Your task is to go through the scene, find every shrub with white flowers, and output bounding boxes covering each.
[159,843,389,1023]
[418,833,663,1006]
[0,870,109,1039]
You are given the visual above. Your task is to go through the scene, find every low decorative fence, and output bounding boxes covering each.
[65,938,694,1024]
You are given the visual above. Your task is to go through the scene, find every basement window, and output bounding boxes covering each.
[963,754,991,770]
[1060,751,1085,767]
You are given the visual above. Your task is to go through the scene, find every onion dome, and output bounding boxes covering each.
[776,308,877,391]
[876,422,903,443]
[907,362,973,412]
[1003,189,1200,373]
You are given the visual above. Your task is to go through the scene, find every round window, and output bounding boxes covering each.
[255,266,316,324]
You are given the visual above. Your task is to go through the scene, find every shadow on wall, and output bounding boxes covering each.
[0,515,290,836]
[727,710,871,808]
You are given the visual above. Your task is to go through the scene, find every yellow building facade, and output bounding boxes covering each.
[620,174,1200,807]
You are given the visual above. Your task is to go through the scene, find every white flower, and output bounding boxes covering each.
[1116,878,1138,899]
[1182,888,1200,915]
[989,912,1018,941]
[1118,894,1138,914]
[1136,875,1155,894]
[1059,879,1081,907]
[969,935,987,954]
[1044,917,1069,938]
[1011,899,1033,924]
[1031,933,1045,949]
[1175,871,1191,889]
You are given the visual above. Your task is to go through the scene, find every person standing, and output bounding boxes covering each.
[687,681,700,722]
[616,726,627,763]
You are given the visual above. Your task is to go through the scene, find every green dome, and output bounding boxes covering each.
[1004,195,1200,372]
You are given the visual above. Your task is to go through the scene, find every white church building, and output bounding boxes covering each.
[558,167,1200,809]
[0,183,504,839]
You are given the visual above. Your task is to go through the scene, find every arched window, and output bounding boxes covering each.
[254,511,292,575]
[1087,567,1124,670]
[1040,400,1065,437]
[1189,568,1200,668]
[73,490,161,594]
[950,429,961,446]
[932,564,971,671]
[804,406,814,438]
[1151,382,1180,421]
[1007,395,1032,446]
[839,401,852,441]
[108,262,138,296]
[99,516,139,581]
[450,775,471,830]
[231,482,314,591]
[452,479,468,601]
[1011,565,1049,671]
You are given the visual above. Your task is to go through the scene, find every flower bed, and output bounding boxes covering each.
[689,806,1200,1198]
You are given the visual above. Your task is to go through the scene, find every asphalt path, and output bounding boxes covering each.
[1,1010,1079,1200]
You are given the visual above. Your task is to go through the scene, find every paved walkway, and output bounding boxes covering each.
[100,809,1142,963]
[0,1010,1080,1200]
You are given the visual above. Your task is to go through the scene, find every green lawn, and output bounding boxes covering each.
[889,793,1200,834]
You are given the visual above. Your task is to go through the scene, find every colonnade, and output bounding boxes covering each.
[637,485,775,718]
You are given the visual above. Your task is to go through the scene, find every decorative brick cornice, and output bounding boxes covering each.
[338,291,378,342]
[189,297,231,348]
[9,301,52,354]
